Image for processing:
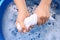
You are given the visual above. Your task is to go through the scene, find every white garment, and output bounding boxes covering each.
[24,14,38,29]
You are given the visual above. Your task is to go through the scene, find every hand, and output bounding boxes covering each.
[16,11,29,32]
[34,0,51,25]
[14,0,30,32]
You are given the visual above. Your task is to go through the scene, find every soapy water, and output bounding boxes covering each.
[2,1,60,40]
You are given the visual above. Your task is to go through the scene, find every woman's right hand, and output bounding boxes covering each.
[34,0,52,25]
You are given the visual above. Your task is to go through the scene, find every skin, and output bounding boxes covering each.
[34,0,52,25]
[14,0,30,32]
[14,0,52,32]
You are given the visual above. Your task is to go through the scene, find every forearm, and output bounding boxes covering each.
[39,0,52,9]
[14,0,28,13]
[34,0,52,16]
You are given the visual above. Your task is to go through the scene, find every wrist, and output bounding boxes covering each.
[41,0,52,5]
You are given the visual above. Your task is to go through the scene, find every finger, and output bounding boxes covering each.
[42,18,45,24]
[40,17,47,24]
[15,21,22,32]
[46,12,50,19]
[27,27,31,32]
[30,25,34,28]
[46,13,50,21]
[43,17,48,24]
[37,18,42,25]
[27,25,34,32]
[22,27,27,33]
[40,17,44,24]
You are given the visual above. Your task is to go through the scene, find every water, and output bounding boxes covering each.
[2,0,60,40]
